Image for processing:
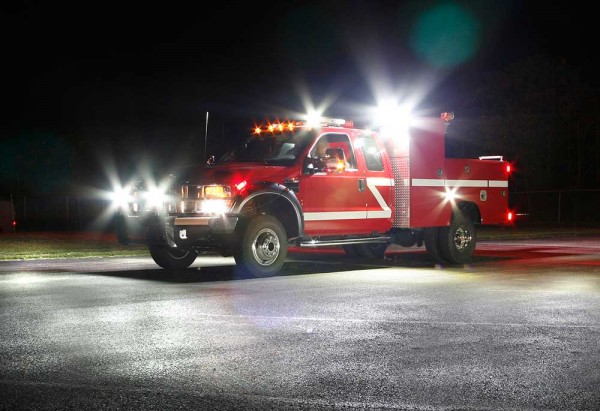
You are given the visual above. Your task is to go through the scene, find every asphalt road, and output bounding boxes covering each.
[1,236,599,410]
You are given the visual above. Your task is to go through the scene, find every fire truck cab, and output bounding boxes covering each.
[115,113,512,277]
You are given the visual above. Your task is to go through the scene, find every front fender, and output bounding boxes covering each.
[233,182,304,240]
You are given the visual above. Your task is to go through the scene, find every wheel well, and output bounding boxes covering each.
[240,194,300,239]
[456,201,481,225]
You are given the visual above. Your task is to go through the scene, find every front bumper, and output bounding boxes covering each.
[116,212,240,251]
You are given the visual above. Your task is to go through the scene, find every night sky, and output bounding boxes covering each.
[1,0,597,188]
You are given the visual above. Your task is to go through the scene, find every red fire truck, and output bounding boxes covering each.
[114,112,512,277]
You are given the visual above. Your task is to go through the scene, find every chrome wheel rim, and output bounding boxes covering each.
[453,226,473,252]
[251,228,280,266]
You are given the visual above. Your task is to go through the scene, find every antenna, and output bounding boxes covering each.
[204,111,209,160]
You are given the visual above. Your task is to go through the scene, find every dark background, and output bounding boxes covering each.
[1,0,598,198]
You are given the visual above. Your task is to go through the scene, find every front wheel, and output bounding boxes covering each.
[438,213,476,264]
[234,215,288,278]
[149,245,197,269]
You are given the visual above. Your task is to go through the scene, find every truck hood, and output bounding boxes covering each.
[173,163,296,186]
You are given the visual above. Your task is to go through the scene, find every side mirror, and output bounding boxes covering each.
[303,158,317,174]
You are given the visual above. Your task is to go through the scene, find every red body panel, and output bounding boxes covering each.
[298,128,393,236]
[234,119,509,237]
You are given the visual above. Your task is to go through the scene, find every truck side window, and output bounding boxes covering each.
[359,135,384,171]
[309,134,357,170]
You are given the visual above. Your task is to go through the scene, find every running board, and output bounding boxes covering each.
[299,236,391,248]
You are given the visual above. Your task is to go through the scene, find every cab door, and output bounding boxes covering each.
[300,132,371,236]
[353,132,394,233]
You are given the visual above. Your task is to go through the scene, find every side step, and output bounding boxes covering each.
[299,236,391,248]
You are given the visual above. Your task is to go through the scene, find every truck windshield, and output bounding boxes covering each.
[217,130,315,165]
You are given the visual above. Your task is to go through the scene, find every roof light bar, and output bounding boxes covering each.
[252,117,354,134]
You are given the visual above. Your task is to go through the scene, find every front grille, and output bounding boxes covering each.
[181,185,202,199]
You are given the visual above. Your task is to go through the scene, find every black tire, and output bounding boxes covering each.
[354,243,388,260]
[234,215,288,278]
[424,227,445,264]
[149,245,197,269]
[438,213,477,264]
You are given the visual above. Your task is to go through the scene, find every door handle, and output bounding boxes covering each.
[358,179,366,192]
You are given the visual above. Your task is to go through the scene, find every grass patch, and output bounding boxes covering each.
[0,232,149,260]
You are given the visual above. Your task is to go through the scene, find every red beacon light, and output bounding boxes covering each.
[440,112,455,122]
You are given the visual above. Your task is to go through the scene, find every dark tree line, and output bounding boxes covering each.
[446,54,599,192]
[2,54,599,197]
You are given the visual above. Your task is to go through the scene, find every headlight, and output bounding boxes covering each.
[200,199,232,214]
[111,179,174,215]
[110,188,133,209]
[145,187,168,208]
[178,184,236,215]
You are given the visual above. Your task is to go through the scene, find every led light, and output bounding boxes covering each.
[506,164,511,173]
[235,180,248,191]
[507,211,513,221]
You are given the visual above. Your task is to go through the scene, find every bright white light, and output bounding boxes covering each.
[110,187,132,208]
[305,110,323,128]
[372,100,415,153]
[443,187,458,202]
[145,186,166,208]
[201,199,230,214]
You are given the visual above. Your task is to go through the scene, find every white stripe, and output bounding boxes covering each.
[412,178,508,188]
[412,178,444,187]
[367,210,392,218]
[366,177,395,186]
[367,178,392,218]
[304,211,366,221]
[445,179,488,187]
[489,180,508,187]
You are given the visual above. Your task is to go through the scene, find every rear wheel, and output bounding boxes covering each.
[234,215,288,278]
[438,213,476,264]
[149,245,197,269]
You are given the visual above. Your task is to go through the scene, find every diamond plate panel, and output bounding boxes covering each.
[391,157,410,227]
